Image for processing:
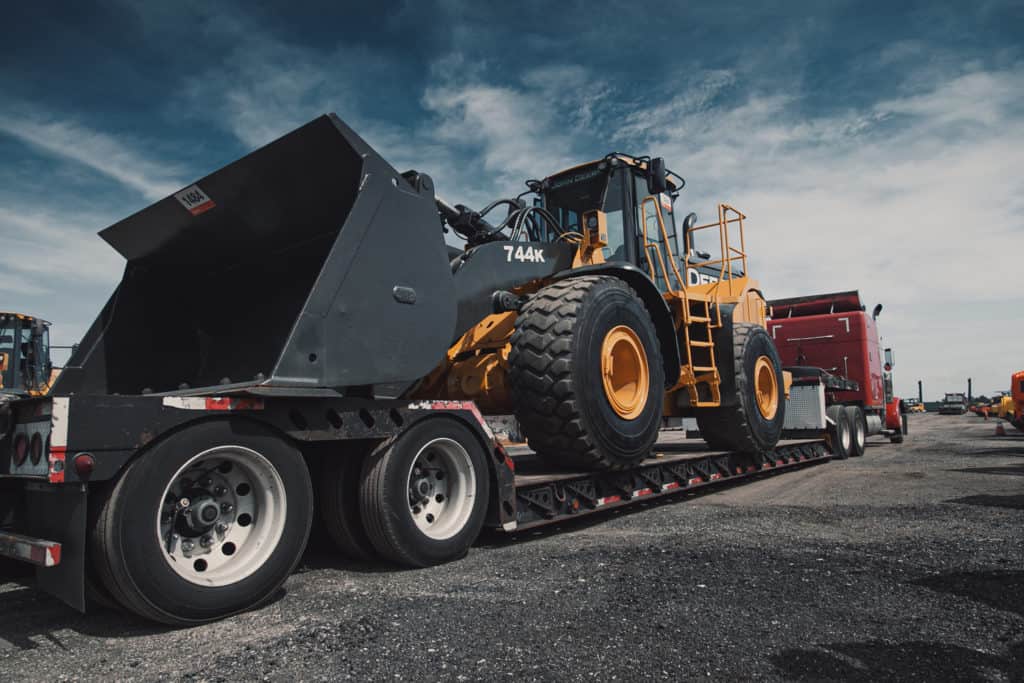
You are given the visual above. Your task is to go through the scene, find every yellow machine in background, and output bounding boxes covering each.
[0,312,55,397]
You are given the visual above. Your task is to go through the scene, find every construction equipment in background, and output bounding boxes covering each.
[767,291,907,459]
[939,392,968,415]
[1009,371,1024,431]
[1,113,803,624]
[0,312,54,398]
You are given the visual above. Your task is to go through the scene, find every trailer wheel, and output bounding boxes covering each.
[890,415,907,443]
[508,276,664,470]
[695,324,785,453]
[359,418,488,567]
[844,406,867,457]
[826,405,853,459]
[90,419,313,625]
[318,446,378,562]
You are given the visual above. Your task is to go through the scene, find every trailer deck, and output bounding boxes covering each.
[507,436,829,529]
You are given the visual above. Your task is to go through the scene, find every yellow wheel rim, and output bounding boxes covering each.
[601,325,650,420]
[754,355,779,420]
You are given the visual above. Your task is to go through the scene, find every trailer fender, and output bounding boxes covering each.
[550,263,681,388]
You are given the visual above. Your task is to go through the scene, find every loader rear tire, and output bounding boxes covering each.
[508,276,664,470]
[318,447,378,562]
[826,405,853,459]
[90,419,313,625]
[845,405,867,457]
[695,324,785,454]
[359,418,487,567]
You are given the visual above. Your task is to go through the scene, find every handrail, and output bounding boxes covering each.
[639,196,684,292]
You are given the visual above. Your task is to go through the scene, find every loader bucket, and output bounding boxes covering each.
[54,115,457,397]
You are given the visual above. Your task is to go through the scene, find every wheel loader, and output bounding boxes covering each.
[54,113,784,470]
[0,312,54,398]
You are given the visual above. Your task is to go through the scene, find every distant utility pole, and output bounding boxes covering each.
[918,380,923,403]
[968,377,972,403]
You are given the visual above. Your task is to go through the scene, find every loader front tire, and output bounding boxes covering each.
[90,419,313,625]
[508,276,664,470]
[696,324,785,454]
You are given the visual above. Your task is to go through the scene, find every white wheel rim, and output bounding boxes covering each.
[840,423,851,451]
[855,419,865,448]
[157,445,287,587]
[406,438,476,541]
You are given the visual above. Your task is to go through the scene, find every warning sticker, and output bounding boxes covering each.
[659,193,672,212]
[174,184,216,216]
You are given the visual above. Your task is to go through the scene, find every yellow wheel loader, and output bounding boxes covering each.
[54,115,782,472]
[0,312,54,398]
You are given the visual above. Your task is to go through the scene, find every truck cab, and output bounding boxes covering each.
[0,313,52,397]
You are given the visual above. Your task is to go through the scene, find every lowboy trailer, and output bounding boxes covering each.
[1,387,830,623]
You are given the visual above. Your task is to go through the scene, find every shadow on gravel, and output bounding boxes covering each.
[0,583,289,650]
[910,569,1024,618]
[770,640,1023,682]
[948,463,1024,477]
[947,493,1024,510]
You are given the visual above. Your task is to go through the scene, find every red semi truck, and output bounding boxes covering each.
[768,291,906,458]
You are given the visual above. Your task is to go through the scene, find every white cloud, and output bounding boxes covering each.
[615,65,1024,397]
[0,113,185,201]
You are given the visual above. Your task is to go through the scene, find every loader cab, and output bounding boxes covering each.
[540,155,687,292]
[0,313,51,396]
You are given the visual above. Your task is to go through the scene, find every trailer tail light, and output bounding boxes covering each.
[73,453,95,478]
[13,434,28,466]
[29,433,43,465]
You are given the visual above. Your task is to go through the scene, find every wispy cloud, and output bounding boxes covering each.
[0,112,185,201]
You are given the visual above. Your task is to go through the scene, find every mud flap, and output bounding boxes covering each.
[26,483,87,612]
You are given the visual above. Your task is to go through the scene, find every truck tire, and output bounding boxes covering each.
[508,276,664,470]
[891,415,907,443]
[844,405,867,457]
[826,405,853,459]
[359,418,488,567]
[695,324,785,453]
[90,419,313,625]
[318,447,378,562]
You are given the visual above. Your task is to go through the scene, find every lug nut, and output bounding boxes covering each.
[221,503,234,514]
[200,535,214,548]
[214,486,227,496]
[182,540,194,552]
[215,523,227,535]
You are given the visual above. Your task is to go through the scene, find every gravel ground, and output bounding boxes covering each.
[1,413,1021,681]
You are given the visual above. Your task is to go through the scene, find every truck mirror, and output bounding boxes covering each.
[884,347,893,368]
[648,158,668,195]
[872,303,883,320]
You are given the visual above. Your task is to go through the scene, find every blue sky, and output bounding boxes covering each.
[1,0,1022,400]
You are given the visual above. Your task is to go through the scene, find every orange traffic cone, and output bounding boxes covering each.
[995,422,1006,436]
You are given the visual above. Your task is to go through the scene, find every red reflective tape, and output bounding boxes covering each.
[189,200,216,216]
[688,477,704,485]
[634,488,653,497]
[710,473,722,481]
[746,465,757,473]
[776,459,785,466]
[600,495,622,505]
[48,545,61,567]
[48,445,66,484]
[662,482,680,491]
[204,397,264,411]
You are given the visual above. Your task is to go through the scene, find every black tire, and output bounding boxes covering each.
[90,419,313,625]
[826,405,853,459]
[508,276,665,470]
[891,415,907,443]
[845,405,867,457]
[359,418,488,567]
[318,447,377,562]
[695,324,786,453]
